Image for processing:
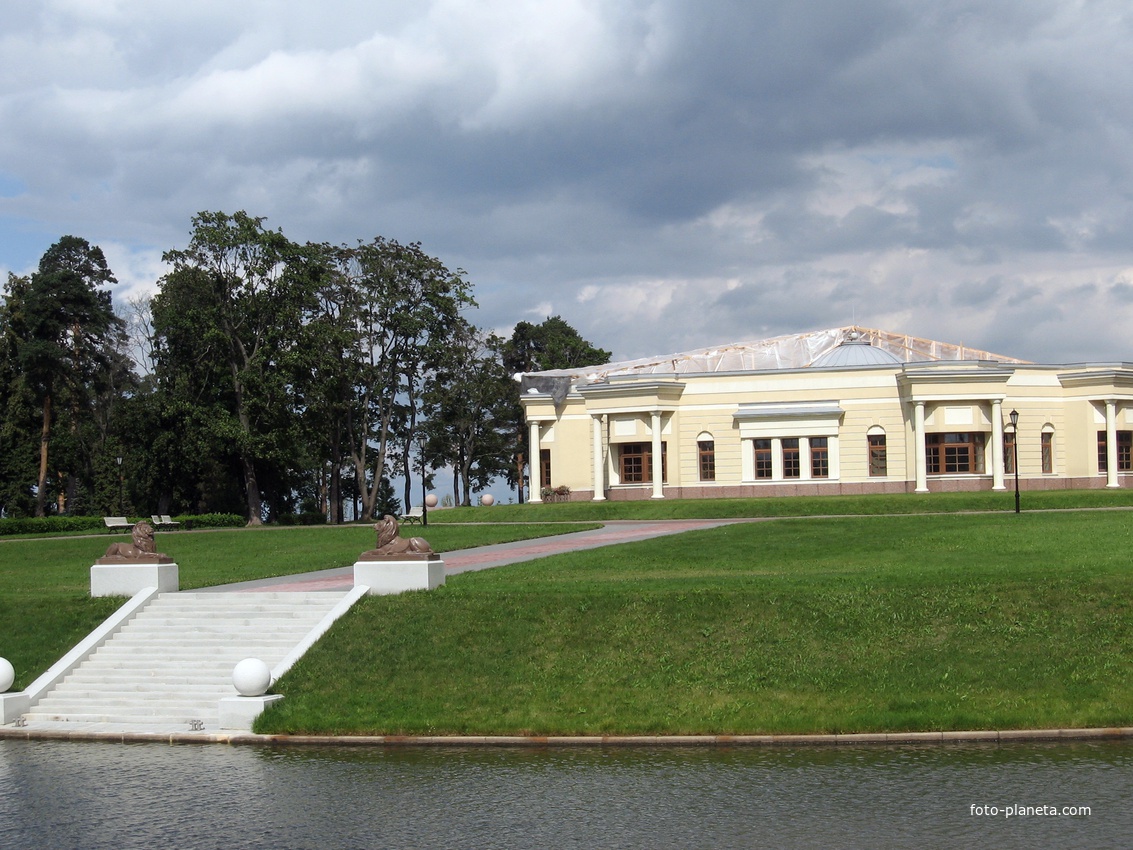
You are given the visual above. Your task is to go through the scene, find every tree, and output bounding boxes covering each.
[155,211,302,524]
[425,327,513,507]
[500,316,610,501]
[328,238,473,521]
[1,238,125,516]
[501,315,612,374]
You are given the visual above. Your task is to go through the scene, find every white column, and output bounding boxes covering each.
[914,401,928,493]
[528,421,542,502]
[800,437,812,481]
[591,415,606,500]
[650,410,664,499]
[741,439,754,481]
[771,438,783,480]
[829,436,841,480]
[991,399,1005,491]
[1106,399,1119,488]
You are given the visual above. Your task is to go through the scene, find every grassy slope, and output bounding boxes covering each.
[260,510,1133,736]
[0,523,598,689]
[429,488,1133,522]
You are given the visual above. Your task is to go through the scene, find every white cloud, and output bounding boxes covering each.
[3,0,1133,371]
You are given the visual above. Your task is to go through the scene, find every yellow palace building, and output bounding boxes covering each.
[517,326,1133,501]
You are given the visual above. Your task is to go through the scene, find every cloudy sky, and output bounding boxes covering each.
[3,0,1133,365]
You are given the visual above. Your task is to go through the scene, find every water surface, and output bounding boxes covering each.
[1,740,1127,848]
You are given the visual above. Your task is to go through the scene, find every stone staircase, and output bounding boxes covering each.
[20,590,354,732]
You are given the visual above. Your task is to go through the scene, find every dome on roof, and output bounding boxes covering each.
[811,333,902,368]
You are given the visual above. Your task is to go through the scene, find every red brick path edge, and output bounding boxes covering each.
[3,726,1132,747]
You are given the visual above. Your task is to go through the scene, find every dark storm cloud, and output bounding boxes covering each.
[2,0,1133,364]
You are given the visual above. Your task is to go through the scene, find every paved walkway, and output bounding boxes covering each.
[204,519,742,593]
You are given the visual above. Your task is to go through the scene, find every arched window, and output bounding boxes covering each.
[867,426,887,477]
[1041,425,1055,474]
[697,432,715,481]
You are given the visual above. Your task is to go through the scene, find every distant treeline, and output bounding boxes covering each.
[0,211,608,523]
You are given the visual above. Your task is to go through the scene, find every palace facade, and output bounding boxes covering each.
[517,327,1133,501]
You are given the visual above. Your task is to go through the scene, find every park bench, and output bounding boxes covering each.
[400,505,424,525]
[151,515,181,530]
[103,516,132,531]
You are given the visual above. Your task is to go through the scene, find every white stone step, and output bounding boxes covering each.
[20,589,357,729]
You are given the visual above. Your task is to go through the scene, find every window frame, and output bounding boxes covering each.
[781,438,801,479]
[810,436,829,479]
[697,439,716,481]
[925,432,986,475]
[540,448,552,488]
[1098,431,1133,473]
[753,439,773,479]
[868,434,887,478]
[618,442,667,484]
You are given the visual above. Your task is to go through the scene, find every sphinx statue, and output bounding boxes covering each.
[98,520,173,564]
[358,515,435,560]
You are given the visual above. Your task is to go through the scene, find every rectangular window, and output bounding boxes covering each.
[926,433,986,475]
[620,443,646,482]
[1003,432,1016,476]
[868,435,887,477]
[698,440,715,481]
[1041,432,1053,474]
[1099,431,1133,473]
[540,449,552,488]
[782,438,800,478]
[619,443,666,483]
[754,439,772,479]
[810,437,829,479]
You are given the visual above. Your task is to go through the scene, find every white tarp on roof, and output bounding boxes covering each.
[526,326,1031,382]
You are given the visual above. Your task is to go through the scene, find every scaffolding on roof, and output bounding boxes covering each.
[525,326,1031,383]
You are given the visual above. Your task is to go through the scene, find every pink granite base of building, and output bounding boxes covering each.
[564,475,1125,501]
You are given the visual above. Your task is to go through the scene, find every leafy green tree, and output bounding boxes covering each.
[1,238,125,516]
[424,326,513,506]
[155,211,303,524]
[502,315,612,374]
[327,238,473,521]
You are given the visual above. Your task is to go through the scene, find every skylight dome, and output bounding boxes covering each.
[810,330,902,368]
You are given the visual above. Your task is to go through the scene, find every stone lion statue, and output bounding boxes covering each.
[101,521,169,562]
[372,514,433,556]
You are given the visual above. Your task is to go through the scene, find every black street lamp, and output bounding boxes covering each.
[1009,410,1020,514]
[115,455,123,514]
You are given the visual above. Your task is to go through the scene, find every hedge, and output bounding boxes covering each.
[0,513,245,537]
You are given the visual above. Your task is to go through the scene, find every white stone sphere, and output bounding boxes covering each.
[0,657,13,692]
[232,658,271,697]
[480,494,495,506]
[424,493,439,508]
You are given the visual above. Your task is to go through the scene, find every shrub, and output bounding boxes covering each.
[175,513,245,530]
[275,511,327,526]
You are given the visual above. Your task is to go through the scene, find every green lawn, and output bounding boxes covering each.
[0,522,598,689]
[259,510,1133,736]
[6,495,1133,737]
[431,487,1133,522]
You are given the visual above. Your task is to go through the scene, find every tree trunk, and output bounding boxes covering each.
[241,453,263,525]
[35,394,52,517]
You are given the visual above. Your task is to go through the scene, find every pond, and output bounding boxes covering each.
[1,740,1128,848]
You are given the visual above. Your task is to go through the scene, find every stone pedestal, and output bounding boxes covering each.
[1,692,29,725]
[354,556,445,595]
[219,694,284,731]
[90,562,179,597]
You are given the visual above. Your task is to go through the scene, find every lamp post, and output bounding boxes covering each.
[115,455,123,515]
[1009,410,1020,514]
